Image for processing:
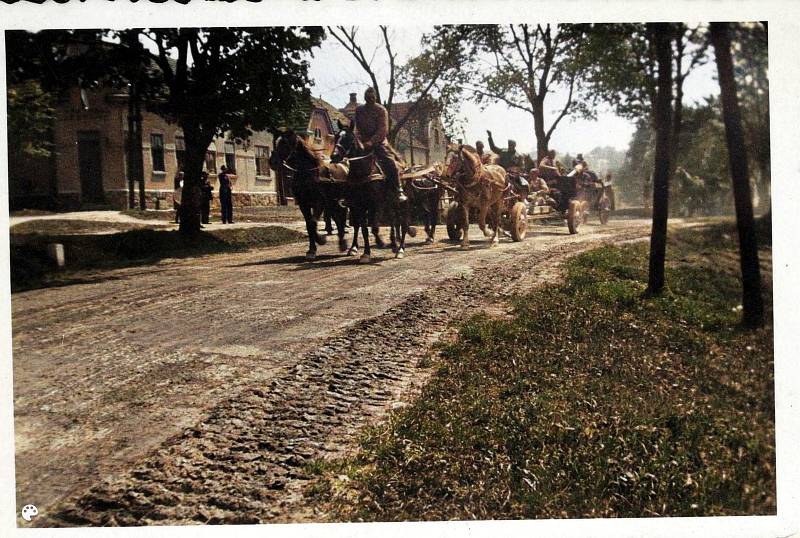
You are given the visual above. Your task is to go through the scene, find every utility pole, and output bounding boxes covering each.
[126,81,136,209]
[123,29,146,210]
[134,84,145,210]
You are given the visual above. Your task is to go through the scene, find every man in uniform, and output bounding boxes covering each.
[486,130,523,171]
[572,153,588,170]
[538,149,561,181]
[354,87,406,202]
[475,140,494,165]
[528,167,556,207]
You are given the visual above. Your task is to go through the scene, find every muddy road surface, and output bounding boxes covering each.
[12,219,653,526]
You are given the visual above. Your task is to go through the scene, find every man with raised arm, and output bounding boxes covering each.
[486,130,523,171]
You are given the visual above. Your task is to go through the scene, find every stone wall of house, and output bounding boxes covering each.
[11,86,281,211]
[104,189,278,211]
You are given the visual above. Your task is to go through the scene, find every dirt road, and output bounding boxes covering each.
[12,219,653,526]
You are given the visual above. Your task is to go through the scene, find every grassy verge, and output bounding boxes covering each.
[121,206,305,223]
[11,226,304,292]
[10,219,169,235]
[306,221,774,520]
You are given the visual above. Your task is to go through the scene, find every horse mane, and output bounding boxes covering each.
[293,134,323,166]
[460,145,481,168]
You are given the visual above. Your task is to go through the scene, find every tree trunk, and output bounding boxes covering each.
[646,23,674,295]
[134,95,145,211]
[126,93,136,209]
[532,100,548,160]
[178,128,208,235]
[670,74,684,178]
[710,22,764,328]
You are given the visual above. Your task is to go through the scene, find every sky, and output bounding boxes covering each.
[307,26,721,157]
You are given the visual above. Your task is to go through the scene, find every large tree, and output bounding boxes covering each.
[135,27,324,233]
[709,22,764,328]
[326,25,471,145]
[646,23,675,295]
[462,24,590,159]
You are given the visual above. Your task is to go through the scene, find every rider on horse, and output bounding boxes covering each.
[354,87,407,202]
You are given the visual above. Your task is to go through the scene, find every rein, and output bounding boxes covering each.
[281,139,321,174]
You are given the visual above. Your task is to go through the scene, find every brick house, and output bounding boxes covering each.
[339,92,448,167]
[8,87,350,210]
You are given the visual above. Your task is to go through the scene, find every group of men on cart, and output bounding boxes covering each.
[346,86,612,211]
[474,131,606,209]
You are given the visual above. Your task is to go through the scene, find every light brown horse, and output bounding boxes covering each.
[444,144,507,249]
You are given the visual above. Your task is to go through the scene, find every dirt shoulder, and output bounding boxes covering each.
[12,219,654,526]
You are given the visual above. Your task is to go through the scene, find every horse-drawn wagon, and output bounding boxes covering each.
[444,162,612,242]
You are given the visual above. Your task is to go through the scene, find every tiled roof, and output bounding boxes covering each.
[312,97,351,132]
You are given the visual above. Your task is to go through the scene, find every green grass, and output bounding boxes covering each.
[10,219,167,235]
[11,226,304,292]
[306,220,774,520]
[121,206,305,223]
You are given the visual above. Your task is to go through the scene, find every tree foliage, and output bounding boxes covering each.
[7,80,55,160]
[129,27,325,232]
[326,26,471,143]
[461,24,591,158]
[731,23,769,203]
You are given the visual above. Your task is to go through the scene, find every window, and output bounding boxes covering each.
[150,133,165,172]
[175,135,186,171]
[434,128,440,146]
[224,140,236,172]
[205,150,217,172]
[314,127,322,141]
[255,145,271,177]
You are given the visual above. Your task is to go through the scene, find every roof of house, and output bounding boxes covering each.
[284,96,348,136]
[313,97,351,132]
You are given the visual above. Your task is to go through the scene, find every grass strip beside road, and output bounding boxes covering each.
[121,206,306,223]
[11,219,169,235]
[306,221,775,520]
[11,226,304,292]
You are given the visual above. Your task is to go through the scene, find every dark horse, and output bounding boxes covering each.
[268,130,348,260]
[404,170,442,244]
[331,122,411,262]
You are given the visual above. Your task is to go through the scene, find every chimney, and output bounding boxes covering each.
[349,92,357,105]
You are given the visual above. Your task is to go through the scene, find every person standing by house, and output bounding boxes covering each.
[173,170,184,224]
[218,165,235,224]
[200,171,213,226]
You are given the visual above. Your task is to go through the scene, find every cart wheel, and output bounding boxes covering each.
[567,200,582,234]
[509,201,527,241]
[446,201,463,241]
